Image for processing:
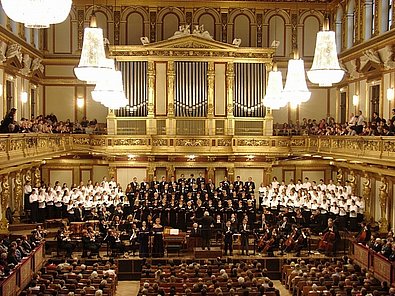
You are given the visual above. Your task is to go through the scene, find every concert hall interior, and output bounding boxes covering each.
[0,0,395,295]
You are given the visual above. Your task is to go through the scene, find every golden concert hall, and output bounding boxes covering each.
[0,0,394,295]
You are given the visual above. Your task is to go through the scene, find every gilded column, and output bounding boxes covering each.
[362,172,372,221]
[379,176,389,232]
[147,157,156,182]
[167,61,175,135]
[226,62,234,135]
[336,168,343,186]
[147,60,156,135]
[227,166,235,183]
[34,167,41,188]
[392,0,395,29]
[263,167,273,185]
[166,164,175,179]
[108,166,116,179]
[207,61,215,136]
[207,167,215,182]
[354,0,361,44]
[14,170,23,222]
[348,170,356,195]
[0,175,9,233]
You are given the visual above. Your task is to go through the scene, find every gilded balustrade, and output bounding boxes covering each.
[0,134,394,168]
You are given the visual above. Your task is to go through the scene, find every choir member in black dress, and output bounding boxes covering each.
[138,221,150,258]
[177,200,186,231]
[152,218,164,257]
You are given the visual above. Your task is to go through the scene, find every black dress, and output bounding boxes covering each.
[169,203,177,228]
[152,225,164,257]
[177,205,186,231]
[138,227,150,258]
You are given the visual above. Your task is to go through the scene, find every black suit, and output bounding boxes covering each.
[239,223,250,255]
[194,215,214,250]
[223,226,235,255]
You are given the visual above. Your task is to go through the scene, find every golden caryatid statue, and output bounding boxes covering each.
[348,170,356,194]
[34,167,41,188]
[336,168,343,185]
[362,173,371,220]
[14,171,23,220]
[379,176,389,232]
[0,175,9,233]
[25,169,32,183]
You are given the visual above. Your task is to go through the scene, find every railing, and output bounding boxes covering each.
[352,242,395,284]
[0,134,395,166]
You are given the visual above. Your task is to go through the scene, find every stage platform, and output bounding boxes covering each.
[194,247,222,258]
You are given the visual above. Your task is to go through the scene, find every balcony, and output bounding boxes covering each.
[0,134,394,168]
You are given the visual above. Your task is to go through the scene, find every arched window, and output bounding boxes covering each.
[388,0,393,30]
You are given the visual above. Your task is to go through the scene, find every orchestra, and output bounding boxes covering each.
[23,174,365,258]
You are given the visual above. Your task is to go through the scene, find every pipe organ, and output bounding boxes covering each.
[110,35,275,136]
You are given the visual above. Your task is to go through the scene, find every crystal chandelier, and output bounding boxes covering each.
[263,64,287,110]
[74,13,113,83]
[307,19,345,87]
[282,53,311,108]
[91,59,128,110]
[1,0,72,28]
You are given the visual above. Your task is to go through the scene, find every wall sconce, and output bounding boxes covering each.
[21,91,28,103]
[352,94,359,106]
[76,97,84,108]
[387,88,394,101]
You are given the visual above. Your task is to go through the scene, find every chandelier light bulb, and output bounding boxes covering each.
[1,0,72,28]
[307,21,345,87]
[282,58,311,107]
[263,68,286,110]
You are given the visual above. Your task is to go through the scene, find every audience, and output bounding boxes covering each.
[0,110,100,134]
[274,110,395,136]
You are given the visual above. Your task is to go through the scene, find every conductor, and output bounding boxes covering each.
[193,211,214,250]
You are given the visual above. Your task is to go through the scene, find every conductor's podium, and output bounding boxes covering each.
[194,247,222,258]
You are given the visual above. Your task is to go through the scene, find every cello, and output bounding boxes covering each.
[318,230,336,252]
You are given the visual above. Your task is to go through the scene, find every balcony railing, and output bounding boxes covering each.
[0,134,394,166]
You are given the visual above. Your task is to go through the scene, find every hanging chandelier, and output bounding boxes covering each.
[282,52,311,108]
[74,13,113,83]
[307,19,344,87]
[1,0,72,28]
[91,59,128,110]
[263,64,287,110]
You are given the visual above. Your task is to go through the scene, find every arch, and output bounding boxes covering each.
[85,5,114,22]
[302,15,320,57]
[233,14,251,47]
[263,9,291,25]
[120,6,149,22]
[335,6,344,53]
[68,6,78,21]
[193,7,221,24]
[162,12,180,40]
[197,13,216,39]
[157,7,185,24]
[126,12,145,45]
[267,15,286,57]
[298,10,324,25]
[228,8,256,24]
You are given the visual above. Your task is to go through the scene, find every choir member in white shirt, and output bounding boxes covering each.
[349,200,359,231]
[29,188,39,223]
[38,189,47,222]
[24,181,32,211]
[46,188,55,219]
[303,177,312,189]
[327,180,336,192]
[54,191,63,219]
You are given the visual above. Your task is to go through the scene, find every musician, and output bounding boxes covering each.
[105,228,125,256]
[138,221,150,258]
[152,218,164,257]
[356,222,371,244]
[294,228,308,257]
[82,229,101,258]
[193,211,215,250]
[239,219,250,255]
[57,227,75,258]
[318,219,339,255]
[190,223,200,237]
[223,221,235,256]
[74,203,84,222]
[128,223,138,255]
[279,217,292,236]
